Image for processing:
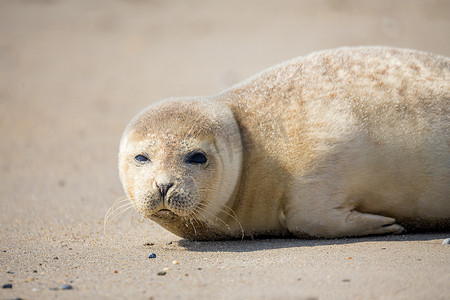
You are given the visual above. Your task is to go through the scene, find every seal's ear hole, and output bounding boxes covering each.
[134,154,150,164]
[185,151,208,165]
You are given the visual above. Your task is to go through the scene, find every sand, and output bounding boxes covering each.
[0,1,449,299]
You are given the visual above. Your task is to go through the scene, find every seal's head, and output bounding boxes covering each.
[119,98,243,239]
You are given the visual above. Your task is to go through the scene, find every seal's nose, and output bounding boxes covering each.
[156,183,173,198]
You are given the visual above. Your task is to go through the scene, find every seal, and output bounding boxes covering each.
[119,47,450,240]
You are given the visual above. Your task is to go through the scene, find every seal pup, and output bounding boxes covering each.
[119,47,450,240]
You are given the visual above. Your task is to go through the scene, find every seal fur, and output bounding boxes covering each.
[119,47,450,240]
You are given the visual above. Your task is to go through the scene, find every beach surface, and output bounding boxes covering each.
[1,1,449,299]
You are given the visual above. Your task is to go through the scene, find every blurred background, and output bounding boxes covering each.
[1,0,449,239]
[0,1,449,298]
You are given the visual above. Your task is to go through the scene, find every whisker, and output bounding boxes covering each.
[104,205,134,235]
[220,204,245,240]
[195,200,245,240]
[193,205,232,232]
[104,198,128,221]
[190,206,212,227]
[190,206,218,230]
[104,196,134,235]
[105,202,134,223]
[189,218,197,235]
[104,205,133,233]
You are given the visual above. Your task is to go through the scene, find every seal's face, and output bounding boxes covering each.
[122,131,219,218]
[118,99,243,238]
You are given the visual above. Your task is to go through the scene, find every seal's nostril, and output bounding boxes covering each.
[157,183,173,198]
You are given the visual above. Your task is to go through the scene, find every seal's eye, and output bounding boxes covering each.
[134,154,150,164]
[185,152,207,165]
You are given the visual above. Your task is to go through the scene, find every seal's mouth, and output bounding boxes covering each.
[152,209,177,219]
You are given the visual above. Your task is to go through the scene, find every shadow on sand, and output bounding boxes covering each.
[176,232,450,253]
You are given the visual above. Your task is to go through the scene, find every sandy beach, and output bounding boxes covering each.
[0,1,449,299]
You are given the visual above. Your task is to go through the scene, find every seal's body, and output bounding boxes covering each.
[119,47,449,240]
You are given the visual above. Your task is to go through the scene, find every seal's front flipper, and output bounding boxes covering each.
[287,207,405,238]
[335,209,405,237]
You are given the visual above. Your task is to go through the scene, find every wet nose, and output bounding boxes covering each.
[156,182,173,198]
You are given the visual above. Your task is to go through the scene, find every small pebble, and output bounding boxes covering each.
[342,279,351,282]
[61,284,73,290]
[6,271,14,274]
[166,241,173,245]
[1,250,6,252]
[113,270,118,274]
[2,283,12,289]
[442,238,450,245]
[163,267,170,271]
[157,271,166,276]
[148,253,157,259]
[143,242,154,246]
[172,260,179,265]
[32,270,38,273]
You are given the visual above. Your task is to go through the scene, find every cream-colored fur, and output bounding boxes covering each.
[119,47,449,240]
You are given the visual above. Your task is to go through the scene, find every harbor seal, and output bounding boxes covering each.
[119,47,450,240]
